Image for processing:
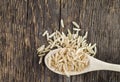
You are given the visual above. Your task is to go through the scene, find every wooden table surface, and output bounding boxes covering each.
[0,0,120,82]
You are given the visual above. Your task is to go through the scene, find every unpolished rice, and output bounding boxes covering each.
[72,21,80,28]
[48,48,89,77]
[37,19,97,76]
[61,19,64,28]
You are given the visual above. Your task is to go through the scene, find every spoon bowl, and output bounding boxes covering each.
[45,48,120,76]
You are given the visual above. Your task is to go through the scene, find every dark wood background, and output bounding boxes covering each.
[0,0,120,82]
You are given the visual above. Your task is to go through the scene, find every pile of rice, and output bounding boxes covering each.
[37,19,96,76]
[47,48,89,76]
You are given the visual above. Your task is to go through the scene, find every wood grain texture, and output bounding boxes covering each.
[0,0,120,82]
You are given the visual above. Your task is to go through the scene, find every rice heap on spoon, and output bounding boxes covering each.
[37,19,97,76]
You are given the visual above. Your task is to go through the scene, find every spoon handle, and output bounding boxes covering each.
[92,58,120,72]
[103,63,120,72]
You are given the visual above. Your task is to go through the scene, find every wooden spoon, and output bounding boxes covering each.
[45,48,120,76]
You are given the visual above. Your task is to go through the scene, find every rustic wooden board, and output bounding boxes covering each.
[0,0,120,82]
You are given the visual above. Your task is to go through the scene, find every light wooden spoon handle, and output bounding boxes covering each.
[90,57,120,72]
[103,63,120,72]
